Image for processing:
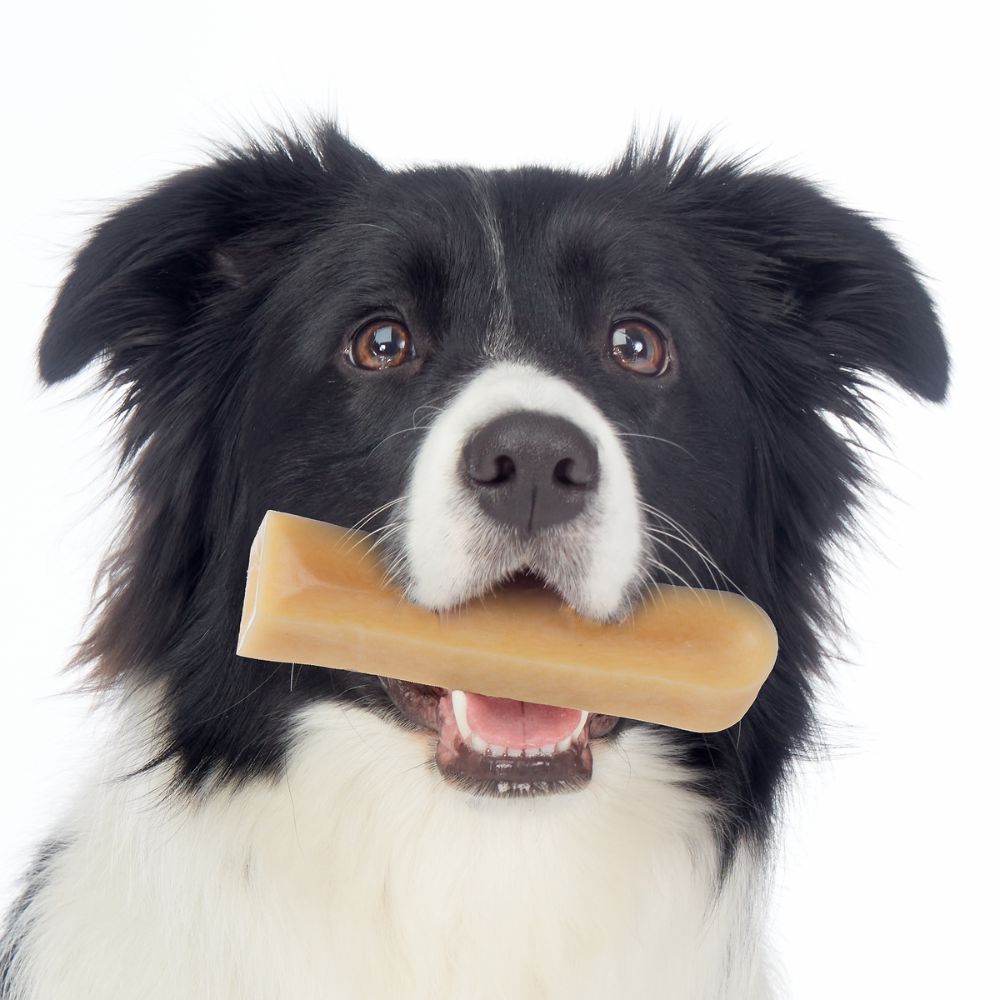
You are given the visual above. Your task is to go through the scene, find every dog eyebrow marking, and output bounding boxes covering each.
[462,168,514,355]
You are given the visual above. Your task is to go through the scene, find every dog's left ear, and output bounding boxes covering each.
[37,125,380,385]
[730,172,949,404]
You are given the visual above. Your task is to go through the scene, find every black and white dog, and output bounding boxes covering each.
[0,125,947,998]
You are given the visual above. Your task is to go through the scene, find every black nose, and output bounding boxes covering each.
[461,411,600,532]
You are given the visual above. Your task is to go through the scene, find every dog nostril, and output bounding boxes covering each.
[476,454,516,485]
[553,456,592,488]
[494,455,516,484]
[469,453,516,485]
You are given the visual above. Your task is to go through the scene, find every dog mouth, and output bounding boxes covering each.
[379,569,621,796]
[382,677,620,796]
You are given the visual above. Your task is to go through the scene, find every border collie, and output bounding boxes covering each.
[0,125,948,998]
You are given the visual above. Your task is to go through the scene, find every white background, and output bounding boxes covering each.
[1,2,996,996]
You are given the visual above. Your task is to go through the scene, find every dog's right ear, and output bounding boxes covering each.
[38,125,380,385]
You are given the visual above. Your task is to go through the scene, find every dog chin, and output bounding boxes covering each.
[401,560,639,623]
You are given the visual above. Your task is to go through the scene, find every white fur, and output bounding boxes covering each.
[403,361,646,619]
[462,168,514,356]
[5,688,773,999]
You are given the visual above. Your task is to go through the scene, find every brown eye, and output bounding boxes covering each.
[349,320,415,370]
[608,321,673,376]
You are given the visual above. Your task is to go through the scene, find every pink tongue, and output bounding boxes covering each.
[464,692,583,749]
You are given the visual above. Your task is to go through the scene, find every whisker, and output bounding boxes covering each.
[370,526,410,590]
[645,556,708,599]
[636,565,671,613]
[349,496,407,532]
[365,522,406,562]
[380,550,410,591]
[409,403,445,421]
[340,505,409,558]
[643,526,722,591]
[364,424,433,461]
[638,502,717,561]
[642,527,711,592]
[638,500,746,597]
[614,431,696,461]
[365,402,445,463]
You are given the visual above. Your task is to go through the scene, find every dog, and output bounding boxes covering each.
[0,124,948,998]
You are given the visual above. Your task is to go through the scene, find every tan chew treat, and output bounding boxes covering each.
[237,511,778,733]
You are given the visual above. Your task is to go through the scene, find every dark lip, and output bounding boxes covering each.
[437,736,597,797]
[379,677,445,731]
[380,676,622,796]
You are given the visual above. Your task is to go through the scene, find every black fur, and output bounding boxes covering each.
[0,840,66,992]
[36,124,948,854]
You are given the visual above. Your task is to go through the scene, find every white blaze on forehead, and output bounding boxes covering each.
[462,168,514,355]
[403,361,645,618]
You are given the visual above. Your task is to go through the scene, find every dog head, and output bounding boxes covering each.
[38,126,947,829]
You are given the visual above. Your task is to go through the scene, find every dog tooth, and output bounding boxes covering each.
[524,746,541,758]
[571,711,589,743]
[554,736,571,753]
[540,744,556,757]
[489,744,506,757]
[451,690,472,742]
[469,733,488,754]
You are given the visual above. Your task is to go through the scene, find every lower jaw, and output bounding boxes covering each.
[435,738,595,797]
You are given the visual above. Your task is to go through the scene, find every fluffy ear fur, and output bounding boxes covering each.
[730,171,949,409]
[38,124,380,385]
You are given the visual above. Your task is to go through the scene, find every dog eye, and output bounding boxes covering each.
[348,320,416,371]
[608,321,673,377]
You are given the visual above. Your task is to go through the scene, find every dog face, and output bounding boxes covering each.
[233,157,755,621]
[37,128,947,832]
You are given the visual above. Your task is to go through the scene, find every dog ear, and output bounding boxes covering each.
[38,125,380,385]
[730,172,949,406]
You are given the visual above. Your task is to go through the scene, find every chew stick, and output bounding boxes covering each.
[236,511,777,733]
